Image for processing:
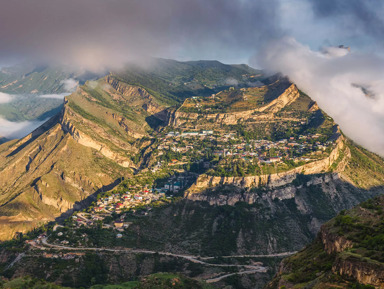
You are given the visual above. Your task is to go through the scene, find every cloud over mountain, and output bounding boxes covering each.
[254,37,384,156]
[0,0,281,71]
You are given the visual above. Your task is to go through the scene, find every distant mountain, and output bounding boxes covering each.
[0,59,384,289]
[112,58,263,104]
[0,64,73,94]
[267,195,384,288]
[0,135,7,144]
[0,63,104,122]
[0,59,264,240]
[0,59,261,122]
[0,64,104,95]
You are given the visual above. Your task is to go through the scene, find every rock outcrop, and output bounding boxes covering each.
[333,256,384,287]
[170,84,300,127]
[185,135,346,200]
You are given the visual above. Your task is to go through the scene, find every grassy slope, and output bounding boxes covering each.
[0,273,214,289]
[0,122,130,240]
[267,195,384,289]
[342,140,384,189]
[0,66,73,94]
[113,59,262,105]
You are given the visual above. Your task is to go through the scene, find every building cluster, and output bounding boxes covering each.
[69,187,166,229]
[153,130,334,170]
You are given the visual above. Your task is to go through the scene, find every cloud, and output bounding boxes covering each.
[0,117,48,139]
[61,78,78,92]
[0,92,12,104]
[309,0,384,47]
[225,78,239,86]
[0,0,281,72]
[38,93,68,100]
[0,0,383,156]
[253,37,384,156]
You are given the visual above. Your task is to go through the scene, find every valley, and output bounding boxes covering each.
[0,59,384,289]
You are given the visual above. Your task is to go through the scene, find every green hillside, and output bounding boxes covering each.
[0,60,384,289]
[113,58,262,105]
[0,273,214,289]
[0,65,74,94]
[266,195,384,289]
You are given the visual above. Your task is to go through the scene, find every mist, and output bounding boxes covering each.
[0,117,48,139]
[0,0,384,154]
[0,92,12,104]
[254,37,384,156]
[0,0,281,72]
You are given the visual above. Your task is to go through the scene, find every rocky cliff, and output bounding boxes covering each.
[170,83,300,127]
[267,195,384,289]
[185,135,347,201]
[0,76,169,240]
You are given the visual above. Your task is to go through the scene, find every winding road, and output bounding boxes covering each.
[27,237,296,283]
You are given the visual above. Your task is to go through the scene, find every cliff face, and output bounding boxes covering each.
[0,115,129,240]
[185,135,347,201]
[332,256,384,287]
[320,226,353,254]
[61,100,135,168]
[106,76,165,117]
[267,195,384,289]
[0,77,170,240]
[186,173,341,207]
[170,83,300,127]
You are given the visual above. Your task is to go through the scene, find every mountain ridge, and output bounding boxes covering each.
[0,59,383,289]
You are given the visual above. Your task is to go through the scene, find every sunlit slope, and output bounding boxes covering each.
[0,77,169,240]
[266,195,384,289]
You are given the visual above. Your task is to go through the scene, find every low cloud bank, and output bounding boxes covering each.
[61,78,79,92]
[0,92,12,104]
[0,117,48,139]
[38,93,68,100]
[254,37,384,156]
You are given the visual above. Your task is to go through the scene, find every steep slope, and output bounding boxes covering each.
[0,64,103,122]
[1,61,384,289]
[122,138,384,256]
[266,195,384,289]
[0,60,263,241]
[0,76,167,240]
[0,64,74,94]
[112,58,262,104]
[0,273,214,289]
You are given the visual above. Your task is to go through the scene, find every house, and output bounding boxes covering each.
[201,130,213,135]
[114,221,124,228]
[269,157,281,163]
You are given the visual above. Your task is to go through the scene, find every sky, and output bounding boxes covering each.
[0,0,384,154]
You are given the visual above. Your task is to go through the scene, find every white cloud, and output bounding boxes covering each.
[0,117,48,139]
[225,78,239,86]
[0,92,12,103]
[254,37,384,156]
[39,93,68,100]
[61,78,79,92]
